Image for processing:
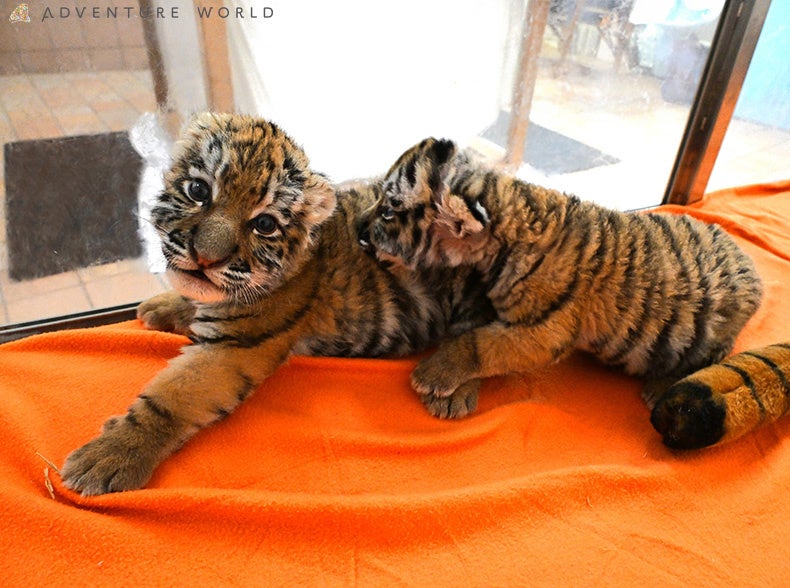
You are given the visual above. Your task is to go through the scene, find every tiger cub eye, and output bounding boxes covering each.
[251,213,278,236]
[187,179,211,205]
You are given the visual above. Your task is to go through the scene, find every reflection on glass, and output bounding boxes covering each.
[497,0,725,210]
[707,0,790,192]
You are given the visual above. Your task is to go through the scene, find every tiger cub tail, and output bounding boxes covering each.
[651,343,790,449]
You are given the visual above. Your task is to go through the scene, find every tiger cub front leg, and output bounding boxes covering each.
[61,343,281,495]
[137,291,196,336]
[421,379,481,419]
[412,321,575,413]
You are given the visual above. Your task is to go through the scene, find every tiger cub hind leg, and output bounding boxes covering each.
[137,291,196,336]
[651,343,790,449]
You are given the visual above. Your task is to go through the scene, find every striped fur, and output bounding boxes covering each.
[359,138,764,421]
[61,115,493,495]
[651,343,790,449]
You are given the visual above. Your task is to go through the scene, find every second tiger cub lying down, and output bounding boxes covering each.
[358,138,764,446]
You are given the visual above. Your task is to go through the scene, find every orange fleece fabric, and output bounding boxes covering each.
[1,181,789,587]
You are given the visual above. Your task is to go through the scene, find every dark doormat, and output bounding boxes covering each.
[481,110,619,175]
[4,132,143,281]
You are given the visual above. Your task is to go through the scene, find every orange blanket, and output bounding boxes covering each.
[2,181,789,586]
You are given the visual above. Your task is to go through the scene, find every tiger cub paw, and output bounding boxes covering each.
[411,354,469,398]
[650,382,727,449]
[61,418,162,495]
[421,380,480,419]
[137,291,195,335]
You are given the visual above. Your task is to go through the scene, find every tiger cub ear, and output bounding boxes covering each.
[436,191,489,238]
[302,172,337,226]
[416,139,489,239]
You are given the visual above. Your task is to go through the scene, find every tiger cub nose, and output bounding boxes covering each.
[192,216,238,268]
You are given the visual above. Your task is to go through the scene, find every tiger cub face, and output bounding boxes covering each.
[359,138,489,269]
[153,113,335,304]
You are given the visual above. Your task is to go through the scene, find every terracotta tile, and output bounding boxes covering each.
[83,268,168,308]
[122,46,149,70]
[46,18,86,49]
[101,70,146,91]
[89,48,125,71]
[0,268,81,302]
[6,109,62,140]
[117,16,146,48]
[0,110,15,143]
[70,75,119,105]
[18,50,61,74]
[96,106,141,131]
[81,18,121,49]
[0,76,41,110]
[34,80,86,109]
[54,109,108,136]
[0,51,24,75]
[6,20,52,52]
[54,49,92,73]
[77,258,148,281]
[6,284,92,323]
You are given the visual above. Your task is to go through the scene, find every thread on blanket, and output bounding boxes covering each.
[36,452,60,500]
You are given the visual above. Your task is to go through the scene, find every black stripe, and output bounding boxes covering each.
[462,195,488,226]
[602,217,650,362]
[774,343,790,351]
[682,217,715,361]
[427,157,443,195]
[450,167,475,196]
[193,310,260,323]
[522,247,585,328]
[357,267,386,356]
[741,351,790,400]
[613,220,641,316]
[214,407,231,422]
[139,393,175,423]
[484,248,512,291]
[721,363,767,418]
[125,409,140,427]
[404,156,417,188]
[237,374,255,402]
[489,253,543,302]
[192,279,318,348]
[646,306,682,372]
[639,216,694,370]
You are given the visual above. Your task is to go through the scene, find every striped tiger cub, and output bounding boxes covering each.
[651,343,790,449]
[358,138,764,435]
[61,114,493,495]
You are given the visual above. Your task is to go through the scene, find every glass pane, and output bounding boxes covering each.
[707,0,790,191]
[491,0,728,210]
[1,0,765,328]
[0,1,169,326]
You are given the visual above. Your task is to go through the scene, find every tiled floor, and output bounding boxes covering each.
[1,65,788,327]
[0,70,168,325]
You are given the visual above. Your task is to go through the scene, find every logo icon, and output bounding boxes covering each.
[9,3,31,23]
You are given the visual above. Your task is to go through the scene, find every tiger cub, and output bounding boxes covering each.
[651,343,790,449]
[61,114,493,495]
[358,138,764,435]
